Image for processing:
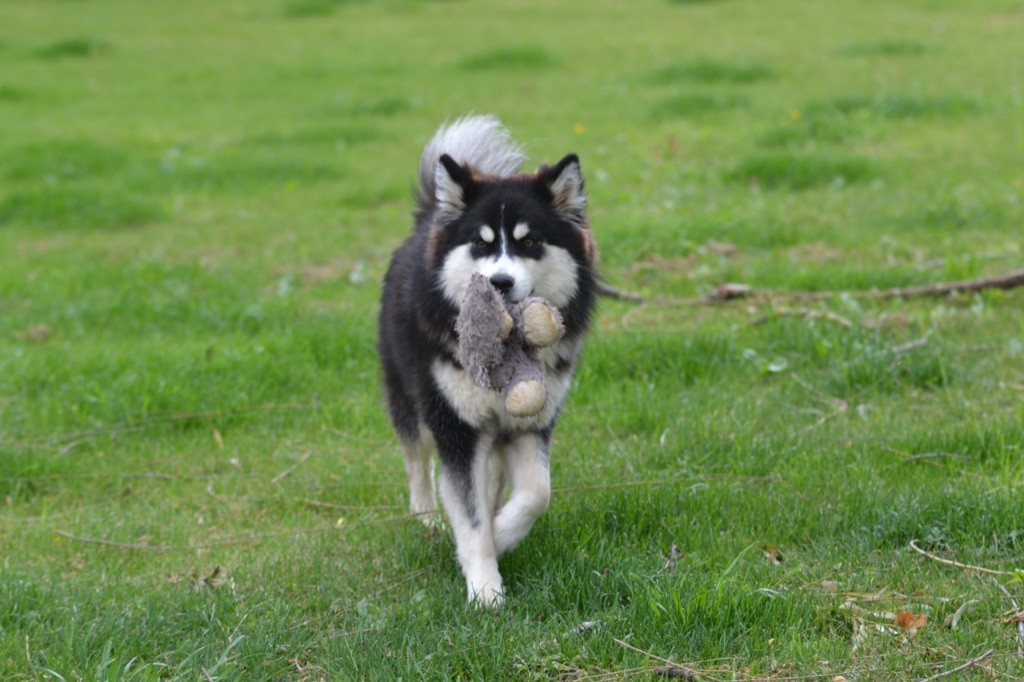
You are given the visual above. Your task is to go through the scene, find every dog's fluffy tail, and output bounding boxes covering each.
[416,115,526,215]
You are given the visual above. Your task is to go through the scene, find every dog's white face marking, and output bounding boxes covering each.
[439,244,477,305]
[479,250,531,302]
[512,222,529,241]
[479,225,495,243]
[522,244,578,308]
[439,236,531,304]
[439,235,580,308]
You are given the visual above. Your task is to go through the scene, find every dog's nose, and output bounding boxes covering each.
[490,273,515,293]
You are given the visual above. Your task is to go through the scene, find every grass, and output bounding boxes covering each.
[2,0,1024,679]
[648,60,775,85]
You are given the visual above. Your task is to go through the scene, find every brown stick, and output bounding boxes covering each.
[553,474,775,495]
[611,268,1024,307]
[612,638,701,681]
[271,451,312,484]
[909,539,1014,576]
[877,268,1024,299]
[596,280,645,302]
[54,530,262,552]
[993,578,1024,656]
[916,649,993,682]
[750,306,854,329]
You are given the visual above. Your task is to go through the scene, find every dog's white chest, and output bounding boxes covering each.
[431,352,573,431]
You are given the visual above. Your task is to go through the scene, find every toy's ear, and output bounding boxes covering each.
[537,153,586,224]
[435,154,476,222]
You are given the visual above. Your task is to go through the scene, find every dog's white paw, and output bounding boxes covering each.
[465,565,505,607]
[467,580,505,608]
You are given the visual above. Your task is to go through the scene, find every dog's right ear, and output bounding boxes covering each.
[435,154,475,221]
[537,153,586,226]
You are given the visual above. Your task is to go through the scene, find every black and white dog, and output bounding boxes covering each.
[378,116,597,605]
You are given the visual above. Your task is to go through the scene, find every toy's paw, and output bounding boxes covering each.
[520,301,563,348]
[505,380,547,417]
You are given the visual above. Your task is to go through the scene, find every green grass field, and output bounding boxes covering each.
[3,0,1024,678]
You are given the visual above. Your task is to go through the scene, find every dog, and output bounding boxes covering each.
[378,115,598,605]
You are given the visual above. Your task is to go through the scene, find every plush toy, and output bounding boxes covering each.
[456,273,565,417]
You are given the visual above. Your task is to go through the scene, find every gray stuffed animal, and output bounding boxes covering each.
[456,273,565,417]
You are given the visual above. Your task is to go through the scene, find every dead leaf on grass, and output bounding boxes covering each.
[895,611,927,634]
[701,240,739,257]
[1003,609,1024,625]
[706,283,753,302]
[168,565,230,592]
[762,543,784,566]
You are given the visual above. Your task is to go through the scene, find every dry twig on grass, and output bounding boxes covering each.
[750,305,855,329]
[54,530,264,552]
[908,539,1015,576]
[601,267,1024,309]
[271,451,312,484]
[916,648,993,682]
[875,268,1024,299]
[612,638,699,681]
[993,578,1024,657]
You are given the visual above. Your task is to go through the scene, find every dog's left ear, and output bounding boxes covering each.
[537,154,586,224]
[435,153,476,222]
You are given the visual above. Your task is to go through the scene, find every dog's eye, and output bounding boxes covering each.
[522,238,537,249]
[474,239,488,249]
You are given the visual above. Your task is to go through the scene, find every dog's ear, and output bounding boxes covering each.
[435,154,476,221]
[537,154,586,224]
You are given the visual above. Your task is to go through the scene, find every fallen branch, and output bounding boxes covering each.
[751,306,854,329]
[606,267,1024,308]
[946,598,979,630]
[789,373,848,432]
[890,330,933,354]
[993,578,1024,656]
[303,499,401,511]
[271,451,312,484]
[612,638,698,680]
[908,539,1015,576]
[54,530,264,552]
[877,268,1024,299]
[596,280,645,302]
[552,474,776,495]
[916,649,993,682]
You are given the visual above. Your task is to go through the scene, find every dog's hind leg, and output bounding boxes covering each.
[403,424,439,526]
[436,430,504,607]
[493,431,551,558]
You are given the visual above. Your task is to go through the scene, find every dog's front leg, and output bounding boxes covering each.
[493,431,551,558]
[436,429,504,606]
[402,425,439,526]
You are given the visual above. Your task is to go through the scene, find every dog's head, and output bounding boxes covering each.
[428,153,597,310]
